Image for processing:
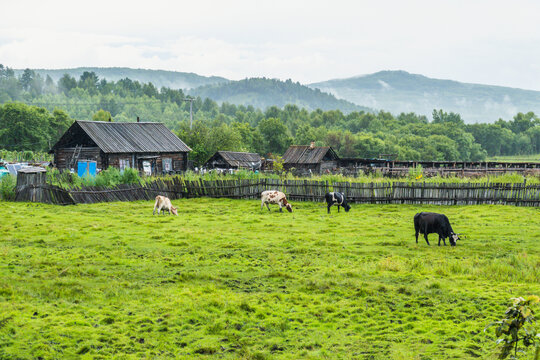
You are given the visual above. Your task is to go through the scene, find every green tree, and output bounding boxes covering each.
[294,124,318,146]
[50,108,73,144]
[92,109,112,122]
[58,74,77,95]
[19,68,34,91]
[0,103,51,151]
[176,120,211,166]
[432,109,465,126]
[526,126,540,154]
[258,117,291,155]
[510,112,539,134]
[78,71,99,95]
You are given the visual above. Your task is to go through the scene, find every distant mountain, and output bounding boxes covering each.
[188,78,372,113]
[13,67,228,90]
[309,70,540,123]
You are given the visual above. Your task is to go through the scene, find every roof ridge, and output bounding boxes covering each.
[76,120,160,124]
[219,150,259,154]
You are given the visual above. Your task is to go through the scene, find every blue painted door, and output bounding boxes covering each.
[77,161,88,177]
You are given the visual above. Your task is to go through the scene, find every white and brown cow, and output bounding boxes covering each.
[261,190,293,213]
[153,195,178,216]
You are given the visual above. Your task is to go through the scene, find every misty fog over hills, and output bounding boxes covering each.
[14,67,228,90]
[16,67,540,122]
[187,78,372,113]
[309,71,540,123]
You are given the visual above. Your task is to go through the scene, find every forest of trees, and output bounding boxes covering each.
[1,64,539,166]
[188,77,371,113]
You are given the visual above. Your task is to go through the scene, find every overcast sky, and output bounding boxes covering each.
[2,0,540,90]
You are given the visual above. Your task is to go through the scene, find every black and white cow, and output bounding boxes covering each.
[325,192,351,214]
[414,212,460,246]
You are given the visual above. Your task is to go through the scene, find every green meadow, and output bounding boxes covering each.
[0,199,539,359]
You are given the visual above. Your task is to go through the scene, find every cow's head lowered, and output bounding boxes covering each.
[343,202,351,212]
[171,206,178,216]
[449,233,461,246]
[282,199,293,213]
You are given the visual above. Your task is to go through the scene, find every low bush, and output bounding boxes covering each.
[0,174,16,201]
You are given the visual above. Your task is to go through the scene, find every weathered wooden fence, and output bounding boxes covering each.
[15,184,76,205]
[14,178,540,206]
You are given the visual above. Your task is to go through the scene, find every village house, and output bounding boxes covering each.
[50,120,191,175]
[204,151,262,171]
[282,143,339,174]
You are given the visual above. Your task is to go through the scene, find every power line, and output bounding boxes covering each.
[17,100,164,107]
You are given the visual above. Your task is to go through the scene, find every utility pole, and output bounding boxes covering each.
[183,97,194,130]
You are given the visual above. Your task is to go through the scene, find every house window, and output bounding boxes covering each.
[119,159,130,171]
[163,158,172,172]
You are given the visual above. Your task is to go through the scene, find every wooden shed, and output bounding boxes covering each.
[16,167,47,188]
[282,145,339,174]
[50,120,191,175]
[204,151,262,170]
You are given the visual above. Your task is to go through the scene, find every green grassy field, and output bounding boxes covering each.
[1,199,539,359]
[487,154,540,162]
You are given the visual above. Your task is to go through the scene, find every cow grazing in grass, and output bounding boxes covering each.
[153,195,178,216]
[414,212,460,246]
[261,190,292,212]
[325,192,351,214]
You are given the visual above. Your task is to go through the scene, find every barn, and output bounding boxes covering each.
[50,120,191,175]
[282,144,339,174]
[204,151,262,170]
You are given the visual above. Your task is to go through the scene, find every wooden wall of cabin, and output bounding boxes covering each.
[284,161,338,174]
[157,152,187,172]
[107,152,188,174]
[319,161,338,173]
[54,147,102,170]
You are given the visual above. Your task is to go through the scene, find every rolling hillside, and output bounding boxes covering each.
[188,78,372,113]
[12,67,540,120]
[13,67,228,90]
[309,70,540,123]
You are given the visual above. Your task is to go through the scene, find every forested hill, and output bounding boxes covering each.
[1,64,540,165]
[309,71,540,123]
[188,78,371,113]
[13,67,228,90]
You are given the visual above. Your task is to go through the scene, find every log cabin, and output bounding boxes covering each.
[50,120,191,175]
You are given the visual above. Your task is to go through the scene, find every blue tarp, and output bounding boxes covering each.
[6,164,22,175]
[0,167,10,179]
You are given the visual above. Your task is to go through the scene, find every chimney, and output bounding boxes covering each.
[137,116,140,123]
[108,117,112,122]
[310,141,315,149]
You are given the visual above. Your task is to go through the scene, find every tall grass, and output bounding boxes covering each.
[487,153,540,162]
[44,167,540,190]
[0,149,52,162]
[47,167,144,188]
[0,174,16,201]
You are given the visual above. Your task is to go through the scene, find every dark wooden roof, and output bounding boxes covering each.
[282,145,338,164]
[205,151,261,168]
[52,121,191,153]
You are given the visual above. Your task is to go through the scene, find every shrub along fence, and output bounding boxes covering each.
[14,178,540,206]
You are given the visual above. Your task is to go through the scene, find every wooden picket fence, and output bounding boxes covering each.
[14,178,540,206]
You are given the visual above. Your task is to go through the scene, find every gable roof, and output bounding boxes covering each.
[53,120,191,153]
[282,145,338,164]
[206,151,261,168]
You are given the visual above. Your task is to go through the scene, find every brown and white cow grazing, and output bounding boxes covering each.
[153,195,178,216]
[261,190,292,212]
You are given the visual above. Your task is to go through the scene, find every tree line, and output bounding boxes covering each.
[1,64,539,166]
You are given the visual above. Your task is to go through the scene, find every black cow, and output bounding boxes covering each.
[414,212,460,246]
[325,192,351,214]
